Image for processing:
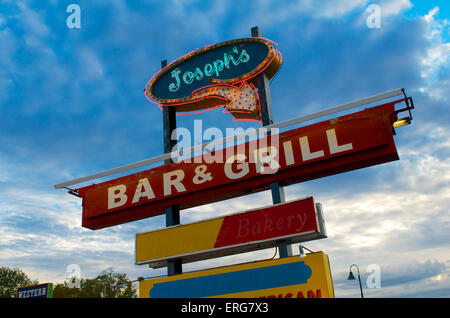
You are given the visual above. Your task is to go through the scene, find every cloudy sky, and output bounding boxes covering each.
[0,0,449,298]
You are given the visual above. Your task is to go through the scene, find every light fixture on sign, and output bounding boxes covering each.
[392,91,414,129]
[392,116,411,128]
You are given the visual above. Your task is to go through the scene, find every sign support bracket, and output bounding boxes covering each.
[251,26,291,258]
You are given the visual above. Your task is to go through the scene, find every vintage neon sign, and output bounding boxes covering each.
[167,47,250,93]
[145,37,282,121]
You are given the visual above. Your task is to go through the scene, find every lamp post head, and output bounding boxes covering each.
[347,264,364,298]
[347,270,356,280]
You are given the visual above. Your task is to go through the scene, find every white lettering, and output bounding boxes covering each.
[326,128,353,154]
[108,184,128,209]
[228,127,259,163]
[182,302,216,315]
[163,170,186,196]
[283,140,295,166]
[132,178,155,203]
[224,154,249,179]
[299,136,324,161]
[366,4,381,29]
[66,264,81,289]
[366,264,381,288]
[66,4,81,29]
[202,126,224,164]
[253,146,280,174]
[171,127,189,163]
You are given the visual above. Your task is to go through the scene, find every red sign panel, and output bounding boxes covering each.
[78,101,398,229]
[136,197,324,267]
[214,197,321,248]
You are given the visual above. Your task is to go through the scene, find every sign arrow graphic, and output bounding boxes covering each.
[190,81,261,121]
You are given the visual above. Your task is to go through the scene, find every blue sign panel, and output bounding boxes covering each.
[17,283,53,298]
[152,41,268,100]
[149,261,311,298]
[145,37,282,117]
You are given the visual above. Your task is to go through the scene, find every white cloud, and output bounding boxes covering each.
[421,43,450,76]
[0,13,6,28]
[16,2,50,38]
[76,47,104,80]
[379,0,412,17]
[0,183,137,280]
[424,6,439,23]
[418,6,450,99]
[334,258,449,298]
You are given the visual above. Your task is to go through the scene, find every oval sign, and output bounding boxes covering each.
[145,37,282,120]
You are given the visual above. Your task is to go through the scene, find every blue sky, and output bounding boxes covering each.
[0,0,449,298]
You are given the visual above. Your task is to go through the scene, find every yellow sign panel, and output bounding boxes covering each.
[139,251,334,298]
[136,216,223,264]
[136,197,324,267]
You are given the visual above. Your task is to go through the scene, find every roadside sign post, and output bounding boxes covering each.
[161,59,182,276]
[251,26,290,258]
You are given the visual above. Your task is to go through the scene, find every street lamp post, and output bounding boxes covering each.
[347,264,364,298]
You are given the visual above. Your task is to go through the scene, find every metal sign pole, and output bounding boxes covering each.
[161,59,183,275]
[251,26,291,258]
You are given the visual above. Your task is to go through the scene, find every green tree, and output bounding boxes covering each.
[0,267,38,298]
[53,268,136,298]
[52,279,80,298]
